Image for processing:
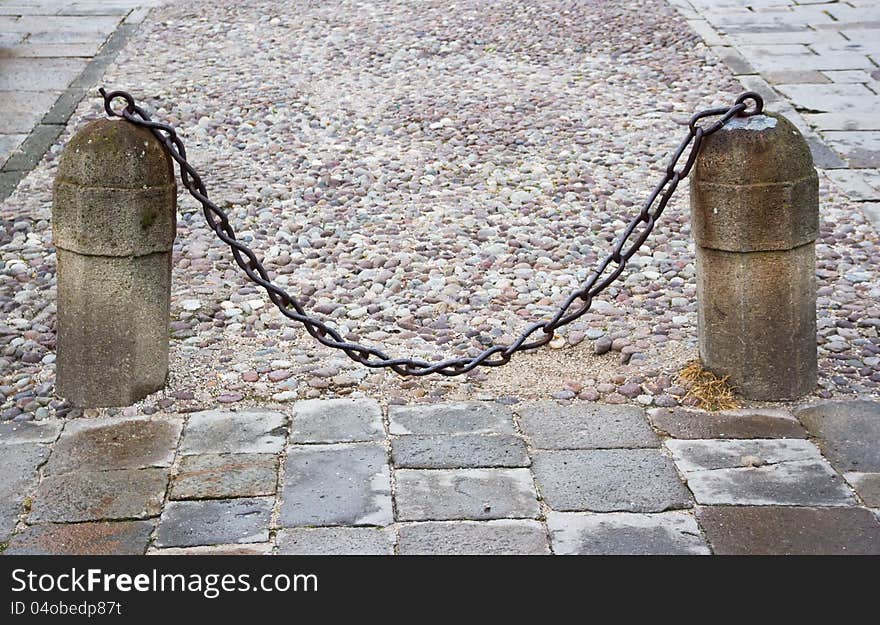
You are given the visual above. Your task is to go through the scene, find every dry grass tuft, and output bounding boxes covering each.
[676,360,739,411]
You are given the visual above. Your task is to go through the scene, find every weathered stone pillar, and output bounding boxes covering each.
[53,119,176,407]
[690,112,819,400]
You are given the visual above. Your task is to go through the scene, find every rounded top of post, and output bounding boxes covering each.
[56,118,174,188]
[693,111,816,185]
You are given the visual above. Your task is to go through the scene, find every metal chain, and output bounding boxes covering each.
[98,87,763,376]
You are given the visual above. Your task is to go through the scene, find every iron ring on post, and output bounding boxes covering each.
[734,91,764,117]
[98,88,136,118]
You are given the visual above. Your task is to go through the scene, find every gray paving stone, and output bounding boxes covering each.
[170,453,278,500]
[276,527,396,555]
[391,433,529,468]
[389,402,515,435]
[805,133,848,169]
[697,506,880,555]
[149,544,273,555]
[5,521,154,555]
[824,168,880,200]
[0,133,25,167]
[0,57,86,90]
[845,473,880,507]
[667,439,856,506]
[0,91,61,133]
[775,83,879,112]
[764,69,831,84]
[0,419,62,445]
[395,468,539,521]
[517,401,658,449]
[29,468,169,523]
[45,416,181,474]
[532,449,691,512]
[648,408,806,439]
[0,443,50,542]
[807,113,880,132]
[180,410,287,455]
[797,401,880,472]
[279,443,392,527]
[156,498,273,548]
[291,398,383,443]
[823,130,880,168]
[1,123,62,171]
[547,511,709,555]
[398,520,549,555]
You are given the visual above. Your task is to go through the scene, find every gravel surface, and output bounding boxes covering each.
[1,0,878,420]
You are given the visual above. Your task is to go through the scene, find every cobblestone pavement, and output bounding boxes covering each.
[1,0,878,423]
[1,399,878,555]
[0,0,169,201]
[670,0,880,227]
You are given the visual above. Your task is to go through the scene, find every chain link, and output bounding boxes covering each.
[98,87,763,376]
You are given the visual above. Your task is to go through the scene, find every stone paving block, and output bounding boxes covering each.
[697,506,880,555]
[149,544,273,556]
[824,168,880,200]
[547,511,709,555]
[667,439,855,506]
[532,449,692,513]
[647,408,806,439]
[0,91,61,133]
[0,443,50,541]
[170,453,278,500]
[796,401,880,472]
[0,133,26,167]
[391,433,529,468]
[180,410,287,455]
[395,468,540,521]
[398,520,549,555]
[751,52,875,73]
[5,521,154,555]
[45,416,181,474]
[775,83,878,112]
[389,402,515,435]
[763,69,830,84]
[845,473,880,507]
[156,498,273,548]
[29,468,169,523]
[517,401,658,449]
[0,57,87,90]
[276,527,396,555]
[291,398,383,443]
[280,443,392,527]
[0,419,62,445]
[823,131,880,168]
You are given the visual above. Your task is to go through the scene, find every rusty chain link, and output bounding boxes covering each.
[98,87,763,376]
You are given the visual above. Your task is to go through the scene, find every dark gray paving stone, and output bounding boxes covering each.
[391,433,529,468]
[517,401,658,449]
[0,443,50,541]
[531,449,692,512]
[276,527,395,555]
[170,453,278,500]
[156,498,273,548]
[388,402,515,435]
[150,544,273,556]
[0,419,62,445]
[547,511,709,555]
[394,468,540,521]
[845,473,880,507]
[797,401,880,472]
[279,443,392,527]
[667,439,855,506]
[648,408,806,439]
[180,410,286,455]
[29,468,168,523]
[398,520,549,555]
[291,398,383,443]
[45,416,181,474]
[697,506,880,555]
[5,521,154,555]
[1,123,63,171]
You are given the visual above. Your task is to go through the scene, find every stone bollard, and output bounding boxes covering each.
[53,119,176,407]
[690,112,819,400]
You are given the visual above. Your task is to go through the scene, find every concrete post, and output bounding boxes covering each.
[53,119,176,407]
[690,112,819,401]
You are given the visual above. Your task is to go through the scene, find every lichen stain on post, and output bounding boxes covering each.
[690,111,819,401]
[53,119,177,407]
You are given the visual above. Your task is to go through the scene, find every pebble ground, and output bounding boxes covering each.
[1,0,879,421]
